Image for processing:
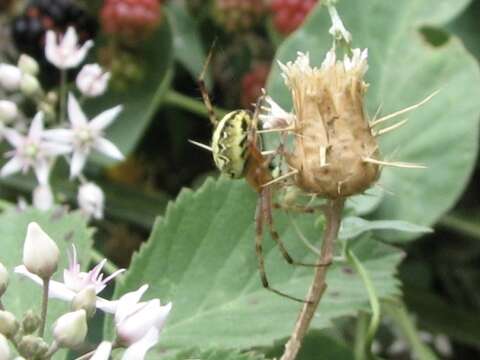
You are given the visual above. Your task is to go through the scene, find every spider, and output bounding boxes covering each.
[190,52,325,303]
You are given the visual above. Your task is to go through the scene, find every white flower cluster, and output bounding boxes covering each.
[0,27,119,220]
[0,222,171,359]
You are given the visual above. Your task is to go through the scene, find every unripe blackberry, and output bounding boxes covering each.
[241,62,270,109]
[212,0,267,33]
[270,0,317,35]
[11,0,97,71]
[98,46,144,90]
[100,0,162,44]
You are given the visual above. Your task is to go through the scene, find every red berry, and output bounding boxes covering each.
[100,0,162,43]
[212,0,266,33]
[241,63,270,109]
[270,0,317,35]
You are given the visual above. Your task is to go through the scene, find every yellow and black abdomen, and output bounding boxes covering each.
[211,110,253,179]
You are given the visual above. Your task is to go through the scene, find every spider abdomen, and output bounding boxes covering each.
[211,110,253,179]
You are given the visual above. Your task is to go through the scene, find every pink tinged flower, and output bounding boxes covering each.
[45,27,93,70]
[77,182,105,219]
[76,64,111,98]
[33,184,54,211]
[115,285,172,346]
[52,309,87,349]
[0,64,22,91]
[15,245,125,313]
[259,95,296,130]
[1,112,71,185]
[91,341,112,360]
[121,327,159,360]
[22,222,59,279]
[44,94,124,178]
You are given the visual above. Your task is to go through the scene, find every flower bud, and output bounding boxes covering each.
[0,311,19,338]
[76,64,110,98]
[0,262,7,297]
[17,335,48,358]
[21,310,41,334]
[72,286,96,318]
[77,182,105,219]
[0,64,22,91]
[17,55,39,76]
[20,74,41,97]
[32,184,54,211]
[52,310,87,349]
[0,334,10,360]
[0,100,18,124]
[22,222,60,279]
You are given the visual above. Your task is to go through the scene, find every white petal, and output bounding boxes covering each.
[70,150,88,178]
[3,129,24,147]
[68,93,88,127]
[42,141,72,156]
[96,297,118,314]
[14,265,75,301]
[28,112,44,141]
[1,156,24,177]
[94,138,124,160]
[90,105,123,131]
[122,328,159,360]
[34,158,51,185]
[65,40,93,68]
[91,341,112,360]
[43,129,75,143]
[45,31,60,68]
[115,285,149,324]
[62,27,78,51]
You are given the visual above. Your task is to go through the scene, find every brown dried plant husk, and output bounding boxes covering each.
[283,52,380,198]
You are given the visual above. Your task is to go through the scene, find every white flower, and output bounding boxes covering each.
[77,182,104,219]
[32,184,54,211]
[327,5,352,43]
[22,222,60,279]
[0,100,18,124]
[1,113,71,185]
[45,27,93,69]
[76,64,110,97]
[90,341,112,360]
[15,245,125,313]
[259,95,296,129]
[0,64,22,91]
[52,310,87,349]
[44,94,123,178]
[0,334,10,360]
[0,262,7,297]
[115,285,171,346]
[343,48,369,76]
[91,333,159,360]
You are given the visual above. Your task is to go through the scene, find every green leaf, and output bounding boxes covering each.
[0,208,93,356]
[267,0,480,240]
[165,1,211,87]
[446,0,480,60]
[85,21,174,165]
[107,178,404,351]
[339,217,432,241]
[164,348,267,360]
[346,187,384,217]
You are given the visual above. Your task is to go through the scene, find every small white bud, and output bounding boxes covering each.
[17,55,39,76]
[76,64,110,98]
[20,74,41,97]
[32,184,54,211]
[72,286,97,318]
[0,311,19,338]
[0,64,22,91]
[52,310,87,349]
[0,334,10,360]
[23,222,60,279]
[77,182,105,219]
[0,100,18,124]
[0,262,7,297]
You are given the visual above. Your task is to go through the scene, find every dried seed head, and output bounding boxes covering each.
[280,50,380,198]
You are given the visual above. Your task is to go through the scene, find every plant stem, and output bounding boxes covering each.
[0,300,4,310]
[280,198,345,360]
[90,248,119,275]
[39,278,50,337]
[164,90,229,120]
[59,69,67,124]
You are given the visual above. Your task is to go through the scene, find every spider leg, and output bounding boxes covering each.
[264,187,330,268]
[255,194,309,303]
[198,42,218,127]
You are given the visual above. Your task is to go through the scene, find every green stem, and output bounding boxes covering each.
[59,70,67,124]
[164,90,229,120]
[90,248,119,275]
[39,278,50,337]
[347,249,380,359]
[354,312,370,360]
[383,299,438,360]
[439,213,480,242]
